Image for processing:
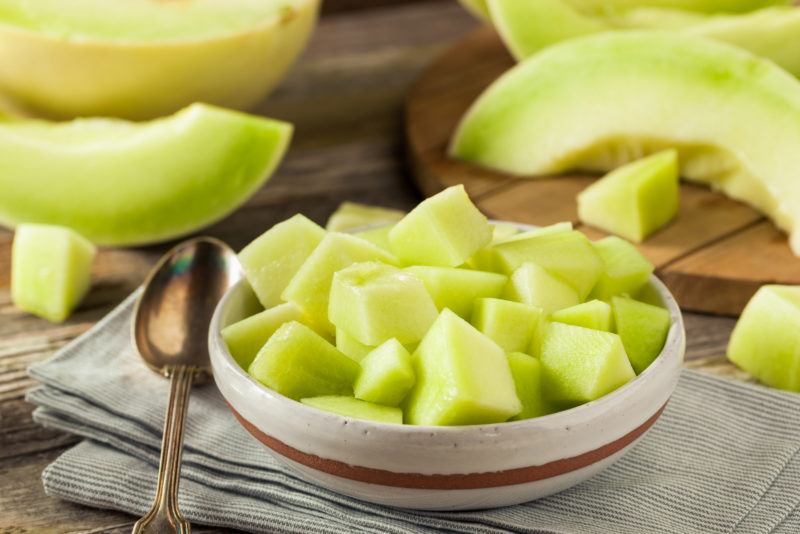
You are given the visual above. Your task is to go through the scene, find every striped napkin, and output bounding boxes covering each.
[27,291,800,534]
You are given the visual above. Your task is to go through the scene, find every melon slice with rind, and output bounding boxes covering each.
[727,285,800,391]
[335,328,376,362]
[590,236,654,301]
[326,202,404,232]
[507,352,549,421]
[578,150,679,242]
[354,339,416,407]
[301,396,402,424]
[404,266,507,319]
[405,309,521,426]
[11,224,95,323]
[471,297,543,353]
[504,262,580,314]
[612,296,671,374]
[551,300,612,332]
[248,321,359,400]
[541,322,635,405]
[389,185,492,267]
[239,214,325,309]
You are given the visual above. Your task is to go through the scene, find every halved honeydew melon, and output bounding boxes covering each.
[0,0,319,119]
[451,32,800,255]
[0,103,292,246]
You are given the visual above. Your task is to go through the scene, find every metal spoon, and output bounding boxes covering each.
[131,237,240,534]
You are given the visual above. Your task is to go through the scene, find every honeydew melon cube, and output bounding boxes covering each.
[405,309,521,425]
[336,328,376,362]
[239,214,325,309]
[727,285,800,391]
[578,150,680,242]
[221,302,317,371]
[551,300,613,332]
[492,229,602,299]
[491,222,521,241]
[11,224,96,323]
[466,222,572,271]
[389,185,492,267]
[541,322,635,405]
[248,321,359,400]
[353,224,394,252]
[354,339,416,407]
[507,352,549,421]
[471,297,544,353]
[590,236,654,301]
[504,262,580,313]
[282,233,398,333]
[404,266,507,318]
[329,262,438,345]
[612,296,671,374]
[325,202,404,232]
[301,396,402,425]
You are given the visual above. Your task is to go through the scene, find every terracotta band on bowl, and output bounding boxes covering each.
[228,402,667,490]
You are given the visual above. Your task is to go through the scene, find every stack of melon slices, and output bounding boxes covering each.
[223,186,672,426]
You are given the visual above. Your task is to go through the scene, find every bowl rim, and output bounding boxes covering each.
[210,221,686,434]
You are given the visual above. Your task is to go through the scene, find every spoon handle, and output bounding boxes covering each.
[132,365,195,534]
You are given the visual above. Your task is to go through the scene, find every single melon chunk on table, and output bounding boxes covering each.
[507,352,549,421]
[354,339,416,407]
[504,262,580,314]
[405,309,521,425]
[336,328,375,362]
[727,285,800,391]
[328,262,438,345]
[590,236,654,301]
[551,300,612,332]
[404,266,507,319]
[612,296,671,374]
[301,396,402,424]
[326,202,404,232]
[578,150,680,242]
[248,321,359,400]
[11,224,95,323]
[471,297,543,353]
[282,233,397,333]
[541,322,635,405]
[389,185,492,267]
[238,214,325,309]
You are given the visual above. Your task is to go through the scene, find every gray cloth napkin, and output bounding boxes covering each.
[27,291,800,534]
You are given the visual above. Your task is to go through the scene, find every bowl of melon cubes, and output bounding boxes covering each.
[209,185,685,510]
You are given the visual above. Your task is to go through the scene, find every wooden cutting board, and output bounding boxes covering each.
[404,27,800,317]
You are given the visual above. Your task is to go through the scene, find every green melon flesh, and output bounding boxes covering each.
[336,328,375,362]
[578,150,679,242]
[551,300,612,332]
[325,202,404,232]
[0,103,292,245]
[282,233,398,333]
[248,321,359,400]
[450,32,800,255]
[300,396,402,424]
[405,309,521,425]
[222,302,313,370]
[11,224,95,323]
[504,262,580,314]
[728,285,800,391]
[541,322,635,405]
[612,296,671,374]
[507,352,549,421]
[466,222,571,271]
[568,0,790,14]
[492,230,602,298]
[403,266,507,319]
[238,214,325,309]
[471,297,544,353]
[353,224,394,252]
[389,185,492,267]
[590,236,654,301]
[354,339,416,407]
[328,262,438,345]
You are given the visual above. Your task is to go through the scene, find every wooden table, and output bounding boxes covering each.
[0,2,752,532]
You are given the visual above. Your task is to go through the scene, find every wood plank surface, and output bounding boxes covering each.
[0,2,752,532]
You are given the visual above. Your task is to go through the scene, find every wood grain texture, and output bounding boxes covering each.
[404,26,800,316]
[0,2,752,532]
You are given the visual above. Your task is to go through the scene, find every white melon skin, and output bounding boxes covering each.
[451,32,800,255]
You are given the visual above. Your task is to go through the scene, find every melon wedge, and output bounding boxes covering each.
[451,32,800,255]
[0,0,319,119]
[0,103,292,246]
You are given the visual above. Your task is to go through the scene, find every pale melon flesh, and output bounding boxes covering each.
[326,202,404,232]
[612,296,672,374]
[336,328,376,362]
[354,339,416,407]
[300,396,402,425]
[451,32,800,255]
[590,236,654,301]
[507,352,550,421]
[504,262,580,314]
[404,266,507,319]
[551,300,613,332]
[11,224,95,323]
[471,297,543,353]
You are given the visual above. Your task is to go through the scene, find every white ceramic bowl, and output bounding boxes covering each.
[209,229,685,511]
